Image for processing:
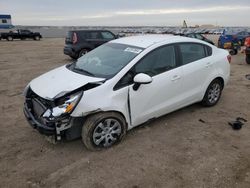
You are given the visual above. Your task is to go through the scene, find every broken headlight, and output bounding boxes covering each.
[43,92,82,119]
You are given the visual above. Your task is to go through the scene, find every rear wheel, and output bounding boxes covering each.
[34,36,40,41]
[7,36,13,41]
[82,112,126,151]
[202,79,223,107]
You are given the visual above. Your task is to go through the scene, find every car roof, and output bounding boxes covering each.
[69,30,111,33]
[111,34,202,48]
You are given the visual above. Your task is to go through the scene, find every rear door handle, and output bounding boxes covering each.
[171,75,181,81]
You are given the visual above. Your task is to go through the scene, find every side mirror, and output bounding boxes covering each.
[133,73,153,91]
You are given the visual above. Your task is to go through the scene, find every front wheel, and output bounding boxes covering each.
[7,36,13,41]
[202,79,223,107]
[82,112,127,151]
[78,49,89,58]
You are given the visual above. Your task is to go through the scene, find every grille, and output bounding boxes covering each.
[26,88,54,125]
[32,98,46,118]
[27,88,54,109]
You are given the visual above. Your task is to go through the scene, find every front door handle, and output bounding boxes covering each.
[171,75,181,81]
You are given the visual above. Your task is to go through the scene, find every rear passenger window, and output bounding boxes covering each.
[179,43,206,65]
[89,32,99,39]
[101,32,115,39]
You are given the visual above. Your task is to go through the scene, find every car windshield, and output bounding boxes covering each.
[70,43,144,78]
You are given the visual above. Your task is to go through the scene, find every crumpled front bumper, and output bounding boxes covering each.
[24,102,84,141]
[23,103,55,136]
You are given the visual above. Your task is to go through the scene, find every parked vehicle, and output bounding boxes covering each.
[63,30,117,59]
[0,29,42,41]
[24,35,230,150]
[236,31,250,46]
[245,37,250,64]
[184,33,214,45]
[218,29,241,55]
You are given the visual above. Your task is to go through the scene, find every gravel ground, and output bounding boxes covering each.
[0,37,250,188]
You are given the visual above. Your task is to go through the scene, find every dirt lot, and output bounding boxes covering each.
[0,38,250,188]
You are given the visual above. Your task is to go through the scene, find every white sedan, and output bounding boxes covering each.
[24,35,230,150]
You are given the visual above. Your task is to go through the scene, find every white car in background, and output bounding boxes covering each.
[23,35,230,150]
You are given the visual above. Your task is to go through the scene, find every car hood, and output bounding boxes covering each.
[29,65,105,100]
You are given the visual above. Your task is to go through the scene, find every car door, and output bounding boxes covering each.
[20,30,30,39]
[178,43,212,104]
[85,31,103,48]
[127,45,184,127]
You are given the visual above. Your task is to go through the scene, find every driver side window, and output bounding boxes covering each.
[114,45,176,90]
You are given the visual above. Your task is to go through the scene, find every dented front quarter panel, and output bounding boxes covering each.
[71,79,132,128]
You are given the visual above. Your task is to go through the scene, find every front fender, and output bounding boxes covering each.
[71,83,131,128]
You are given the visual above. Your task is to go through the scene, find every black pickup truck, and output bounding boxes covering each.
[0,29,42,41]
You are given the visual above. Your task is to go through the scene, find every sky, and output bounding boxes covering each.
[1,0,250,26]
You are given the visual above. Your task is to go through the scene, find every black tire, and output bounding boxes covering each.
[34,36,40,41]
[78,49,89,58]
[82,112,127,151]
[246,56,250,64]
[70,55,78,60]
[229,49,238,55]
[234,49,238,55]
[7,36,13,41]
[202,79,223,107]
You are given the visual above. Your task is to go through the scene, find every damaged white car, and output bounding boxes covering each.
[24,35,230,150]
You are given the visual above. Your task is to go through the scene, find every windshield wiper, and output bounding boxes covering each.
[73,66,96,77]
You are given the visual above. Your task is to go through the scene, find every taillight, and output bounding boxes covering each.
[245,37,250,47]
[227,55,231,63]
[72,32,78,44]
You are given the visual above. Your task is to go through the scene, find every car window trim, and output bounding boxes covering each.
[134,43,180,71]
[113,43,180,91]
[100,31,116,40]
[176,42,211,66]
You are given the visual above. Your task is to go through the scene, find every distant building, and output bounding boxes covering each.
[0,15,14,29]
[182,20,187,28]
[199,24,216,29]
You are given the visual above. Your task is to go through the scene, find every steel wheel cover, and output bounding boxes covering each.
[92,118,122,147]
